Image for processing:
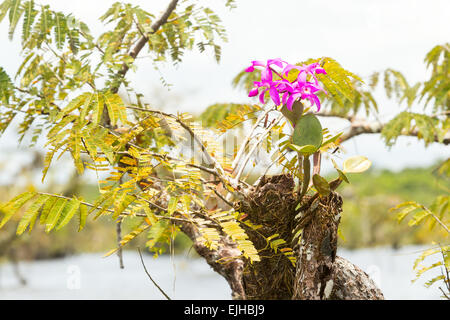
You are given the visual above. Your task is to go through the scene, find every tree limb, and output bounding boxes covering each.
[112,0,180,93]
[137,248,172,300]
[317,112,450,145]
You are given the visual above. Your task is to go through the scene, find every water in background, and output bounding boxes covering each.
[0,245,444,300]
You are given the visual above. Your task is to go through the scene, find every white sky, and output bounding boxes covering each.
[0,0,449,185]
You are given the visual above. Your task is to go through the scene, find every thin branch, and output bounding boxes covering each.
[112,0,179,93]
[211,187,234,208]
[231,107,275,172]
[116,218,124,269]
[317,112,450,145]
[78,29,104,55]
[424,207,450,234]
[234,114,283,182]
[137,248,171,300]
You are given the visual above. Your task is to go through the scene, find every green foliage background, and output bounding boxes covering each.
[338,164,449,249]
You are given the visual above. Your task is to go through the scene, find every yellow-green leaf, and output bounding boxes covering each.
[56,197,81,230]
[312,174,331,197]
[0,191,37,228]
[45,198,67,233]
[343,156,372,173]
[78,202,88,232]
[16,194,50,235]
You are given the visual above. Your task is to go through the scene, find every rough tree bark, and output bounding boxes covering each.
[175,173,384,300]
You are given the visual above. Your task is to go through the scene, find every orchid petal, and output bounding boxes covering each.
[315,68,326,74]
[251,60,265,67]
[269,87,280,106]
[267,58,285,69]
[245,66,255,72]
[282,92,289,105]
[261,67,273,82]
[297,71,307,84]
[259,88,268,104]
[286,95,295,110]
[311,95,321,111]
[282,64,301,76]
[245,60,265,73]
[248,88,259,97]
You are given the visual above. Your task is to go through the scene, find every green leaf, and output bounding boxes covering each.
[70,130,84,174]
[78,202,88,232]
[343,156,372,173]
[16,194,49,235]
[39,196,56,224]
[79,92,94,121]
[396,204,419,223]
[408,209,431,227]
[0,0,12,24]
[336,168,349,183]
[292,114,323,153]
[288,144,318,155]
[55,197,81,230]
[330,158,349,183]
[87,127,115,163]
[146,219,172,256]
[92,92,104,124]
[143,206,158,225]
[8,0,24,40]
[0,67,13,103]
[104,223,150,257]
[22,0,37,43]
[37,4,52,41]
[0,191,37,228]
[112,192,135,219]
[44,198,67,233]
[56,93,89,121]
[104,92,127,126]
[168,196,178,215]
[321,132,343,148]
[312,174,331,197]
[53,11,67,49]
[280,100,304,127]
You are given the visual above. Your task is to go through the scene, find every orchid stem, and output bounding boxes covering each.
[300,155,311,199]
[269,67,286,80]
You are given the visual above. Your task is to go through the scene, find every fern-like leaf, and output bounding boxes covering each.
[8,0,24,40]
[16,193,50,235]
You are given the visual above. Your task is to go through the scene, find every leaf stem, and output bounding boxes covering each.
[300,155,311,198]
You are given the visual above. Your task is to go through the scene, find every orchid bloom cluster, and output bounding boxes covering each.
[246,58,327,111]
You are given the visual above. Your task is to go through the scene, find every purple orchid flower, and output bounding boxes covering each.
[246,58,326,112]
[246,58,286,105]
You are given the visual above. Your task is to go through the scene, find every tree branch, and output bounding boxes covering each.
[234,114,283,182]
[112,0,179,93]
[137,248,171,300]
[231,106,275,173]
[317,112,450,145]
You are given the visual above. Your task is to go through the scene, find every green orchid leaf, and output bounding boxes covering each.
[292,114,323,153]
[280,100,304,127]
[288,143,318,155]
[312,174,331,197]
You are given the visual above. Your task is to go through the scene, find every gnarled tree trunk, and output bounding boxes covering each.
[176,174,383,300]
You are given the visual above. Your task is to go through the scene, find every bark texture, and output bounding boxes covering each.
[330,256,384,300]
[173,173,384,300]
[292,191,342,299]
[235,174,298,299]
